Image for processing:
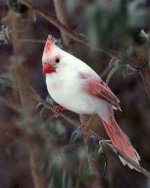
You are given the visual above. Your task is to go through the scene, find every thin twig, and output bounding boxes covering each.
[18,0,115,58]
[53,0,72,49]
[18,0,87,43]
[111,146,150,178]
[18,39,45,43]
[100,57,116,79]
[16,0,143,75]
[139,69,150,100]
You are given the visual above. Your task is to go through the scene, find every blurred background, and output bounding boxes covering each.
[0,0,150,187]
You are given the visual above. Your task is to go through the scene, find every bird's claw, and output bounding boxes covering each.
[80,124,89,135]
[52,105,64,118]
[99,139,111,145]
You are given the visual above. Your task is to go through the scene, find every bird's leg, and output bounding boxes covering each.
[52,104,65,118]
[81,114,96,135]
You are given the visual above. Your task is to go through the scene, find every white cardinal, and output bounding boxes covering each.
[42,35,140,169]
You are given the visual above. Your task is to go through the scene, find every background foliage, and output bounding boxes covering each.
[0,0,150,187]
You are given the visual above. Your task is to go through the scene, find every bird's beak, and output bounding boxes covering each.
[42,64,56,74]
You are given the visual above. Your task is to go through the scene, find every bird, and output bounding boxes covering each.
[42,35,140,169]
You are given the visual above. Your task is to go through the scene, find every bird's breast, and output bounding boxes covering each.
[50,80,62,89]
[46,73,106,115]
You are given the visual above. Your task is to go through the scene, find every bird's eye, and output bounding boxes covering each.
[55,58,60,63]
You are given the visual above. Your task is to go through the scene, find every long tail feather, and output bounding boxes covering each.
[100,116,140,169]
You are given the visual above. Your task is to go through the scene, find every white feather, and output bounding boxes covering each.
[45,46,111,124]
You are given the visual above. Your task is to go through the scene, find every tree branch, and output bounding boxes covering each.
[18,38,45,43]
[53,0,73,51]
[139,69,150,100]
[18,0,87,43]
[18,0,115,57]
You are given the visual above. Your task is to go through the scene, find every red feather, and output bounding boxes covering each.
[44,35,54,54]
[100,111,140,164]
[81,73,120,110]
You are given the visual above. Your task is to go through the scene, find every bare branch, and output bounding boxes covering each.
[18,0,87,42]
[53,0,72,50]
[139,68,150,100]
[18,38,45,43]
[18,0,115,57]
[116,149,150,177]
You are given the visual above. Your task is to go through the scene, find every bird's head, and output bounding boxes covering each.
[42,35,62,74]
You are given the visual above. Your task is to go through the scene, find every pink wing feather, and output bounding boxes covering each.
[81,74,120,110]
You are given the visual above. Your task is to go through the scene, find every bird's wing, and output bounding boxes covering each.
[80,72,120,110]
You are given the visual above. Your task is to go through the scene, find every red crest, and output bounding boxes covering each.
[44,35,55,53]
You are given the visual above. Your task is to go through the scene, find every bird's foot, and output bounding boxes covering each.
[80,114,96,135]
[99,139,111,145]
[80,124,90,135]
[52,105,64,118]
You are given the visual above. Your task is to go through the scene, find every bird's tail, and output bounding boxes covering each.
[100,114,140,170]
